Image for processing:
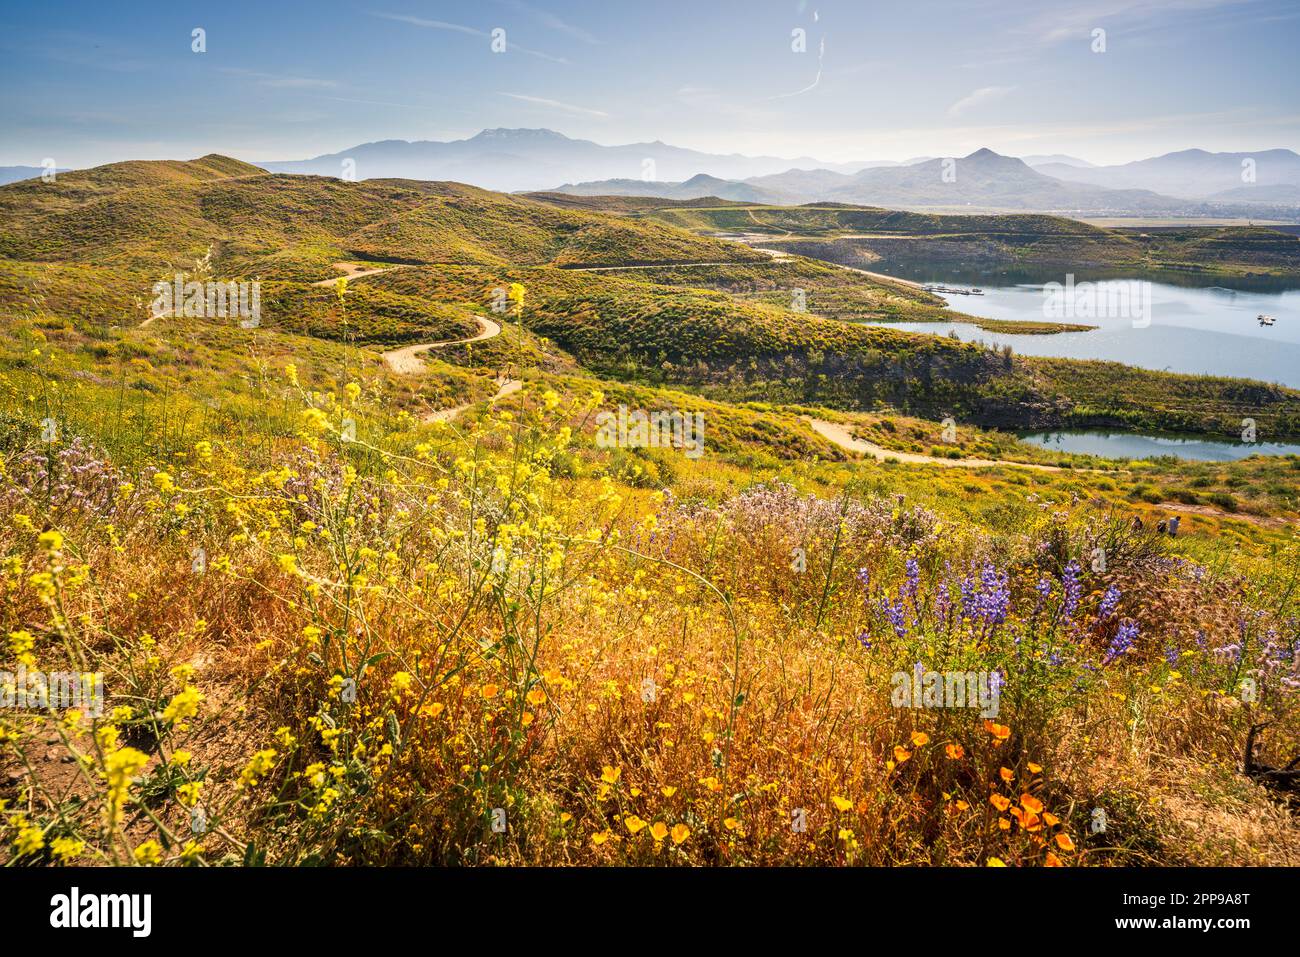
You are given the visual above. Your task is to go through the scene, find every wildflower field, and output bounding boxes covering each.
[1,157,1298,868]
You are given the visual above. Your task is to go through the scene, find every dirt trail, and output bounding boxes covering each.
[563,261,745,272]
[566,252,923,289]
[725,234,925,288]
[423,378,521,423]
[381,316,503,373]
[307,262,511,412]
[311,262,404,286]
[841,266,925,289]
[804,417,1068,471]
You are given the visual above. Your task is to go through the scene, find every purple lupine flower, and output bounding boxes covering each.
[1098,585,1121,620]
[1164,645,1180,665]
[879,596,908,639]
[1104,620,1139,665]
[903,558,920,601]
[1032,576,1052,618]
[976,563,1010,625]
[856,567,870,590]
[959,572,977,619]
[1062,560,1083,619]
[856,631,872,650]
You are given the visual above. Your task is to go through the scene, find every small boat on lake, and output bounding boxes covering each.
[924,284,984,296]
[1258,313,1276,326]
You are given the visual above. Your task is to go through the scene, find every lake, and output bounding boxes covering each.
[866,263,1300,389]
[1020,430,1300,462]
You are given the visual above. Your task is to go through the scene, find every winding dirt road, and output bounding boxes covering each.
[381,316,503,373]
[311,262,406,286]
[803,417,1068,471]
[423,377,522,423]
[308,262,516,419]
[562,262,744,272]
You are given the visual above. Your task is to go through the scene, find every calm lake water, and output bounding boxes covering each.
[868,262,1300,389]
[1020,430,1300,462]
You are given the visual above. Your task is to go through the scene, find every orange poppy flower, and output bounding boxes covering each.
[984,720,1011,741]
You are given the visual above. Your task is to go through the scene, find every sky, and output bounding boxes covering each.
[2,0,1298,169]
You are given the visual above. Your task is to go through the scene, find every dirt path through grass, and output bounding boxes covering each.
[311,262,406,286]
[380,316,503,373]
[423,377,521,423]
[563,262,746,272]
[803,416,1069,471]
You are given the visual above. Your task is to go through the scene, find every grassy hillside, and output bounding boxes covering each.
[529,198,1300,277]
[0,157,768,276]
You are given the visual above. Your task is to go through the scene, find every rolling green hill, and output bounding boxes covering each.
[0,156,769,276]
[526,196,1300,277]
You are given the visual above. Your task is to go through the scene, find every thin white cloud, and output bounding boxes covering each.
[500,92,608,118]
[772,36,825,99]
[372,11,568,62]
[947,85,1015,117]
[372,12,484,36]
[1029,0,1255,44]
[501,1,601,44]
[220,68,338,90]
[516,46,569,64]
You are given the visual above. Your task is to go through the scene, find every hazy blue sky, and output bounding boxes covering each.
[2,0,1298,168]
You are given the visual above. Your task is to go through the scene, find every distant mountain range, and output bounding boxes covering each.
[7,131,1297,217]
[258,130,1299,216]
[259,128,878,193]
[556,147,1298,215]
[260,129,1115,197]
[743,148,1184,211]
[1020,154,1097,169]
[554,151,1300,217]
[1034,148,1300,200]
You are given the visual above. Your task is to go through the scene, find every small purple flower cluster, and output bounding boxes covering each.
[1098,585,1121,620]
[959,562,1010,626]
[1103,620,1139,665]
[1061,560,1083,619]
[878,595,908,639]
